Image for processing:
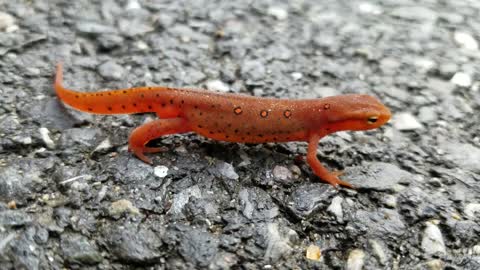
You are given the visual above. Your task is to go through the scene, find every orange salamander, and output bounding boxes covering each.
[54,63,391,188]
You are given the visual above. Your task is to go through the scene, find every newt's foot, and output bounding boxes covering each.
[323,173,354,189]
[128,146,164,164]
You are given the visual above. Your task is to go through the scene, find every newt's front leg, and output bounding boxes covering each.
[128,118,191,163]
[306,134,354,189]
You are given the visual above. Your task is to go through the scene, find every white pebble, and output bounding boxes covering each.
[126,0,141,10]
[473,244,480,255]
[454,31,478,50]
[450,72,472,87]
[392,112,423,131]
[421,220,446,255]
[464,203,480,219]
[346,249,365,270]
[327,196,344,222]
[272,165,292,182]
[369,239,387,265]
[267,7,288,20]
[206,80,230,92]
[358,2,382,15]
[39,127,55,149]
[94,138,112,152]
[382,194,397,208]
[0,12,17,32]
[154,165,169,178]
[217,162,239,180]
[291,72,303,81]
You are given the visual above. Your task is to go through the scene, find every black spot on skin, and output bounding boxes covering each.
[209,131,214,134]
[75,95,79,99]
[148,87,152,90]
[211,105,215,108]
[148,105,152,110]
[156,94,160,97]
[123,90,127,94]
[227,123,232,128]
[88,108,93,111]
[199,112,203,116]
[181,100,185,104]
[198,125,203,128]
[234,129,239,133]
[100,94,103,96]
[107,106,112,111]
[246,132,251,135]
[194,105,198,109]
[133,103,137,107]
[257,134,263,138]
[170,99,174,105]
[241,137,246,140]
[121,105,126,109]
[108,93,112,96]
[162,103,166,107]
[273,137,277,141]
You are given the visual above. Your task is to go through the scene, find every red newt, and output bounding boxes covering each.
[54,63,391,188]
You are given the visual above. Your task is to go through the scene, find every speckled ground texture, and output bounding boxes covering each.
[0,0,479,269]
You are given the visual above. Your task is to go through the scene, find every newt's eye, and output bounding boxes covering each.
[367,116,378,124]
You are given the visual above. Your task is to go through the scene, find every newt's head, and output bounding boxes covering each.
[319,94,391,132]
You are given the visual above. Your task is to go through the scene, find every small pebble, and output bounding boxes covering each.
[464,203,480,219]
[421,220,446,255]
[450,72,472,87]
[94,138,112,152]
[346,249,365,270]
[392,112,423,130]
[369,239,387,265]
[358,2,382,15]
[453,31,478,50]
[382,194,397,208]
[0,12,17,32]
[426,259,444,270]
[109,199,140,216]
[39,127,55,149]
[305,244,321,261]
[327,196,344,222]
[206,80,230,92]
[7,200,16,209]
[217,162,239,180]
[267,7,288,20]
[272,165,292,182]
[291,72,303,81]
[472,245,480,255]
[154,165,169,178]
[125,0,141,10]
[98,61,125,81]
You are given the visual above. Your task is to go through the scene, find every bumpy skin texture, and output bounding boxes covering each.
[54,64,391,188]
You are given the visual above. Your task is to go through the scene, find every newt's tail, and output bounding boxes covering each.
[54,63,162,114]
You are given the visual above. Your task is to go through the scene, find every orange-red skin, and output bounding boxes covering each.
[54,63,391,188]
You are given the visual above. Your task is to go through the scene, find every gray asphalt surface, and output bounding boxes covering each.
[0,0,479,269]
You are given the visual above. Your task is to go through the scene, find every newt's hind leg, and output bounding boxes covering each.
[306,134,354,189]
[128,118,191,164]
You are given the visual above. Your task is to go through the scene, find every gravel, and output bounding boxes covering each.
[0,0,479,269]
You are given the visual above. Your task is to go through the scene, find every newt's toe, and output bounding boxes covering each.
[324,173,354,189]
